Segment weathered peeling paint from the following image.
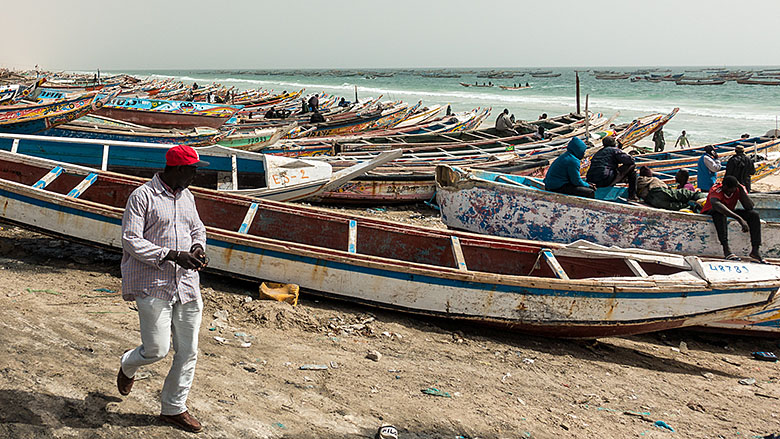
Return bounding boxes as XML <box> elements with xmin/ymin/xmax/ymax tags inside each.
<box><xmin>2</xmin><ymin>152</ymin><xmax>780</xmax><ymax>338</ymax></box>
<box><xmin>436</xmin><ymin>166</ymin><xmax>780</xmax><ymax>259</ymax></box>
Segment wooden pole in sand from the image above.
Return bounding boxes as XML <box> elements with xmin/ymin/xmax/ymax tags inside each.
<box><xmin>584</xmin><ymin>94</ymin><xmax>590</xmax><ymax>142</ymax></box>
<box><xmin>355</xmin><ymin>85</ymin><xmax>359</xmax><ymax>103</ymax></box>
<box><xmin>576</xmin><ymin>72</ymin><xmax>581</xmax><ymax>115</ymax></box>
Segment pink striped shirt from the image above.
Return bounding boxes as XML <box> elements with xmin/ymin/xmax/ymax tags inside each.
<box><xmin>121</xmin><ymin>173</ymin><xmax>206</xmax><ymax>304</ymax></box>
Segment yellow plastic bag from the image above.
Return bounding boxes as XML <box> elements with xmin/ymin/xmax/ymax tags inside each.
<box><xmin>258</xmin><ymin>282</ymin><xmax>299</xmax><ymax>306</ymax></box>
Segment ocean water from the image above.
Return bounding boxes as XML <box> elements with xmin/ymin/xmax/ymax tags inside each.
<box><xmin>111</xmin><ymin>67</ymin><xmax>780</xmax><ymax>145</ymax></box>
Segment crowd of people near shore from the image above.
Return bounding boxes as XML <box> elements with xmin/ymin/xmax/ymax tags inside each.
<box><xmin>536</xmin><ymin>127</ymin><xmax>762</xmax><ymax>262</ymax></box>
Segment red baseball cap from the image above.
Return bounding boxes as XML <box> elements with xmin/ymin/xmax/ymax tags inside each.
<box><xmin>166</xmin><ymin>145</ymin><xmax>209</xmax><ymax>167</ymax></box>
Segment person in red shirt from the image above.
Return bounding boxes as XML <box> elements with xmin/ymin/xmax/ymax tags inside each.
<box><xmin>701</xmin><ymin>175</ymin><xmax>762</xmax><ymax>261</ymax></box>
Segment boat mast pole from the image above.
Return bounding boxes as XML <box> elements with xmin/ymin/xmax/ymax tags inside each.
<box><xmin>584</xmin><ymin>94</ymin><xmax>590</xmax><ymax>144</ymax></box>
<box><xmin>355</xmin><ymin>85</ymin><xmax>359</xmax><ymax>103</ymax></box>
<box><xmin>576</xmin><ymin>72</ymin><xmax>581</xmax><ymax>115</ymax></box>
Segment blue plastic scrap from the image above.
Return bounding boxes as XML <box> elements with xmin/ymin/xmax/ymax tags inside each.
<box><xmin>654</xmin><ymin>420</ymin><xmax>675</xmax><ymax>432</ymax></box>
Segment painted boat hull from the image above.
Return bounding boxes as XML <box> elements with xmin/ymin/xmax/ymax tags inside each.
<box><xmin>1</xmin><ymin>151</ymin><xmax>778</xmax><ymax>338</ymax></box>
<box><xmin>40</xmin><ymin>124</ymin><xmax>222</xmax><ymax>147</ymax></box>
<box><xmin>313</xmin><ymin>175</ymin><xmax>436</xmax><ymax>204</ymax></box>
<box><xmin>95</xmin><ymin>107</ymin><xmax>233</xmax><ymax>129</ymax></box>
<box><xmin>0</xmin><ymin>95</ymin><xmax>103</xmax><ymax>135</ymax></box>
<box><xmin>751</xmin><ymin>192</ymin><xmax>780</xmax><ymax>222</ymax></box>
<box><xmin>435</xmin><ymin>165</ymin><xmax>780</xmax><ymax>259</ymax></box>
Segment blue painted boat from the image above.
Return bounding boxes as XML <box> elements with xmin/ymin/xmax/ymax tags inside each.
<box><xmin>0</xmin><ymin>148</ymin><xmax>778</xmax><ymax>338</ymax></box>
<box><xmin>39</xmin><ymin>115</ymin><xmax>225</xmax><ymax>147</ymax></box>
<box><xmin>0</xmin><ymin>132</ymin><xmax>400</xmax><ymax>202</ymax></box>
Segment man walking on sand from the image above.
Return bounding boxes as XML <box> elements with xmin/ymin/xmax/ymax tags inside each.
<box><xmin>117</xmin><ymin>145</ymin><xmax>209</xmax><ymax>433</ymax></box>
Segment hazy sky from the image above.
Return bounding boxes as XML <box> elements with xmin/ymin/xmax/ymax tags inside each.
<box><xmin>4</xmin><ymin>0</ymin><xmax>780</xmax><ymax>70</ymax></box>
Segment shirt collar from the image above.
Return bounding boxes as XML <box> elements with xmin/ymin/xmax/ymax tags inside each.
<box><xmin>151</xmin><ymin>173</ymin><xmax>182</xmax><ymax>196</ymax></box>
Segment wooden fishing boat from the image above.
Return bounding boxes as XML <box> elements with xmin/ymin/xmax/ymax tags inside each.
<box><xmin>616</xmin><ymin>108</ymin><xmax>678</xmax><ymax>148</ymax></box>
<box><xmin>624</xmin><ymin>136</ymin><xmax>780</xmax><ymax>184</ymax></box>
<box><xmin>595</xmin><ymin>74</ymin><xmax>630</xmax><ymax>80</ymax></box>
<box><xmin>216</xmin><ymin>126</ymin><xmax>291</xmax><ymax>150</ymax></box>
<box><xmin>0</xmin><ymin>92</ymin><xmax>116</xmax><ymax>135</ymax></box>
<box><xmin>530</xmin><ymin>73</ymin><xmax>561</xmax><ymax>78</ymax></box>
<box><xmin>498</xmin><ymin>85</ymin><xmax>532</xmax><ymax>90</ymax></box>
<box><xmin>393</xmin><ymin>105</ymin><xmax>443</xmax><ymax>129</ymax></box>
<box><xmin>304</xmin><ymin>105</ymin><xmax>410</xmax><ymax>137</ymax></box>
<box><xmin>309</xmin><ymin>114</ymin><xmax>618</xmax><ymax>204</ymax></box>
<box><xmin>39</xmin><ymin>115</ymin><xmax>226</xmax><ymax>147</ymax></box>
<box><xmin>274</xmin><ymin>109</ymin><xmax>491</xmax><ymax>154</ymax></box>
<box><xmin>0</xmin><ymin>150</ymin><xmax>777</xmax><ymax>338</ymax></box>
<box><xmin>94</xmin><ymin>96</ymin><xmax>243</xmax><ymax>129</ymax></box>
<box><xmin>312</xmin><ymin>123</ymin><xmax>616</xmax><ymax>204</ymax></box>
<box><xmin>0</xmin><ymin>78</ymin><xmax>44</xmax><ymax>105</ymax></box>
<box><xmin>675</xmin><ymin>79</ymin><xmax>726</xmax><ymax>86</ymax></box>
<box><xmin>737</xmin><ymin>78</ymin><xmax>780</xmax><ymax>86</ymax></box>
<box><xmin>0</xmin><ymin>132</ymin><xmax>400</xmax><ymax>202</ymax></box>
<box><xmin>745</xmin><ymin>192</ymin><xmax>780</xmax><ymax>222</ymax></box>
<box><xmin>435</xmin><ymin>165</ymin><xmax>780</xmax><ymax>259</ymax></box>
<box><xmin>289</xmin><ymin>112</ymin><xmax>600</xmax><ymax>152</ymax></box>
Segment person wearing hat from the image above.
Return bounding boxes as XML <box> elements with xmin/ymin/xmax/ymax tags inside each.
<box><xmin>725</xmin><ymin>144</ymin><xmax>755</xmax><ymax>192</ymax></box>
<box><xmin>117</xmin><ymin>145</ymin><xmax>209</xmax><ymax>433</ymax></box>
<box><xmin>696</xmin><ymin>145</ymin><xmax>721</xmax><ymax>193</ymax></box>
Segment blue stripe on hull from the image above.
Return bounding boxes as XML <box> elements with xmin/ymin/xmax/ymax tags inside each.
<box><xmin>0</xmin><ymin>188</ymin><xmax>774</xmax><ymax>303</ymax></box>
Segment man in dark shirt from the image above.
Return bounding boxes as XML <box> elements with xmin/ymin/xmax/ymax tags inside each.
<box><xmin>310</xmin><ymin>109</ymin><xmax>325</xmax><ymax>123</ymax></box>
<box><xmin>725</xmin><ymin>145</ymin><xmax>755</xmax><ymax>192</ymax></box>
<box><xmin>308</xmin><ymin>94</ymin><xmax>319</xmax><ymax>112</ymax></box>
<box><xmin>585</xmin><ymin>136</ymin><xmax>638</xmax><ymax>200</ymax></box>
<box><xmin>652</xmin><ymin>128</ymin><xmax>665</xmax><ymax>152</ymax></box>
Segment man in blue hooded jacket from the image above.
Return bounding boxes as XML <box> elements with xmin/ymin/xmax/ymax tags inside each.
<box><xmin>544</xmin><ymin>137</ymin><xmax>595</xmax><ymax>198</ymax></box>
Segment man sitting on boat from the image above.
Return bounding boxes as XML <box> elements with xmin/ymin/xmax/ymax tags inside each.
<box><xmin>494</xmin><ymin>109</ymin><xmax>518</xmax><ymax>136</ymax></box>
<box><xmin>586</xmin><ymin>136</ymin><xmax>638</xmax><ymax>201</ymax></box>
<box><xmin>543</xmin><ymin>137</ymin><xmax>595</xmax><ymax>198</ymax></box>
<box><xmin>725</xmin><ymin>145</ymin><xmax>755</xmax><ymax>192</ymax></box>
<box><xmin>309</xmin><ymin>109</ymin><xmax>325</xmax><ymax>123</ymax></box>
<box><xmin>701</xmin><ymin>175</ymin><xmax>763</xmax><ymax>262</ymax></box>
<box><xmin>637</xmin><ymin>166</ymin><xmax>705</xmax><ymax>211</ymax></box>
<box><xmin>697</xmin><ymin>145</ymin><xmax>721</xmax><ymax>193</ymax></box>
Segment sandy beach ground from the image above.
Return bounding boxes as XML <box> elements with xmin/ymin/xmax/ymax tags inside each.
<box><xmin>1</xmin><ymin>196</ymin><xmax>780</xmax><ymax>439</ymax></box>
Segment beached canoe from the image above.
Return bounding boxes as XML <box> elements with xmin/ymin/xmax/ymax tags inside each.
<box><xmin>0</xmin><ymin>132</ymin><xmax>400</xmax><ymax>202</ymax></box>
<box><xmin>94</xmin><ymin>96</ymin><xmax>243</xmax><ymax>129</ymax></box>
<box><xmin>1</xmin><ymin>150</ymin><xmax>778</xmax><ymax>338</ymax></box>
<box><xmin>616</xmin><ymin>108</ymin><xmax>678</xmax><ymax>148</ymax></box>
<box><xmin>0</xmin><ymin>79</ymin><xmax>45</xmax><ymax>105</ymax></box>
<box><xmin>435</xmin><ymin>165</ymin><xmax>780</xmax><ymax>259</ymax></box>
<box><xmin>625</xmin><ymin>136</ymin><xmax>780</xmax><ymax>181</ymax></box>
<box><xmin>0</xmin><ymin>92</ymin><xmax>116</xmax><ymax>135</ymax></box>
<box><xmin>39</xmin><ymin>115</ymin><xmax>226</xmax><ymax>147</ymax></box>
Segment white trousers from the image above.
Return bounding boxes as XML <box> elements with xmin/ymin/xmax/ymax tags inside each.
<box><xmin>120</xmin><ymin>295</ymin><xmax>203</xmax><ymax>416</ymax></box>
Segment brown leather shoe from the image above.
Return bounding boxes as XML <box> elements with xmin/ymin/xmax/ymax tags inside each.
<box><xmin>160</xmin><ymin>411</ymin><xmax>203</xmax><ymax>433</ymax></box>
<box><xmin>116</xmin><ymin>366</ymin><xmax>134</xmax><ymax>396</ymax></box>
